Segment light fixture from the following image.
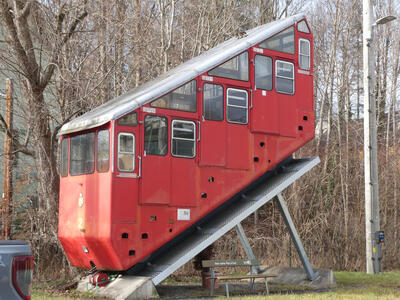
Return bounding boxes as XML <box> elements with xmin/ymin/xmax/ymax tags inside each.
<box><xmin>373</xmin><ymin>15</ymin><xmax>397</xmax><ymax>26</ymax></box>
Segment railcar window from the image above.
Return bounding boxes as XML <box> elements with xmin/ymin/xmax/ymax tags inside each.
<box><xmin>275</xmin><ymin>60</ymin><xmax>294</xmax><ymax>94</ymax></box>
<box><xmin>208</xmin><ymin>52</ymin><xmax>249</xmax><ymax>81</ymax></box>
<box><xmin>259</xmin><ymin>27</ymin><xmax>295</xmax><ymax>54</ymax></box>
<box><xmin>299</xmin><ymin>39</ymin><xmax>311</xmax><ymax>70</ymax></box>
<box><xmin>203</xmin><ymin>83</ymin><xmax>223</xmax><ymax>121</ymax></box>
<box><xmin>97</xmin><ymin>130</ymin><xmax>110</xmax><ymax>173</ymax></box>
<box><xmin>172</xmin><ymin>120</ymin><xmax>196</xmax><ymax>158</ymax></box>
<box><xmin>144</xmin><ymin>115</ymin><xmax>168</xmax><ymax>155</ymax></box>
<box><xmin>118</xmin><ymin>133</ymin><xmax>135</xmax><ymax>172</ymax></box>
<box><xmin>117</xmin><ymin>112</ymin><xmax>137</xmax><ymax>126</ymax></box>
<box><xmin>70</xmin><ymin>132</ymin><xmax>95</xmax><ymax>175</ymax></box>
<box><xmin>151</xmin><ymin>80</ymin><xmax>197</xmax><ymax>112</ymax></box>
<box><xmin>255</xmin><ymin>55</ymin><xmax>273</xmax><ymax>90</ymax></box>
<box><xmin>60</xmin><ymin>138</ymin><xmax>68</xmax><ymax>177</ymax></box>
<box><xmin>227</xmin><ymin>88</ymin><xmax>248</xmax><ymax>124</ymax></box>
<box><xmin>297</xmin><ymin>20</ymin><xmax>310</xmax><ymax>33</ymax></box>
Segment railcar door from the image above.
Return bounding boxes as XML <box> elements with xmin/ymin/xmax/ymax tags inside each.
<box><xmin>113</xmin><ymin>111</ymin><xmax>140</xmax><ymax>223</ymax></box>
<box><xmin>250</xmin><ymin>50</ymin><xmax>279</xmax><ymax>134</ymax></box>
<box><xmin>224</xmin><ymin>86</ymin><xmax>251</xmax><ymax>170</ymax></box>
<box><xmin>139</xmin><ymin>111</ymin><xmax>171</xmax><ymax>205</ymax></box>
<box><xmin>199</xmin><ymin>81</ymin><xmax>226</xmax><ymax>167</ymax></box>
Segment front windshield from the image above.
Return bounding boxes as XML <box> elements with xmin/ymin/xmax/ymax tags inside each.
<box><xmin>70</xmin><ymin>132</ymin><xmax>95</xmax><ymax>175</ymax></box>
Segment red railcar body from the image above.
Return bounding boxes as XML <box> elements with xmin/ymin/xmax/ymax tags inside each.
<box><xmin>58</xmin><ymin>15</ymin><xmax>314</xmax><ymax>271</ymax></box>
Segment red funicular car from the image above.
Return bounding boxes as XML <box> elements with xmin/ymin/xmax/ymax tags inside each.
<box><xmin>58</xmin><ymin>14</ymin><xmax>314</xmax><ymax>272</ymax></box>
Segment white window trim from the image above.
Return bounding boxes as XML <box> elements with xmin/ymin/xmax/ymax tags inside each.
<box><xmin>171</xmin><ymin>120</ymin><xmax>196</xmax><ymax>158</ymax></box>
<box><xmin>299</xmin><ymin>38</ymin><xmax>311</xmax><ymax>70</ymax></box>
<box><xmin>226</xmin><ymin>88</ymin><xmax>248</xmax><ymax>124</ymax></box>
<box><xmin>117</xmin><ymin>132</ymin><xmax>135</xmax><ymax>172</ymax></box>
<box><xmin>275</xmin><ymin>60</ymin><xmax>295</xmax><ymax>95</ymax></box>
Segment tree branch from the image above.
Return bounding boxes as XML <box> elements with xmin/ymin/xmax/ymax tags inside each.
<box><xmin>0</xmin><ymin>0</ymin><xmax>33</xmax><ymax>79</ymax></box>
<box><xmin>12</xmin><ymin>0</ymin><xmax>40</xmax><ymax>85</ymax></box>
<box><xmin>0</xmin><ymin>113</ymin><xmax>33</xmax><ymax>156</ymax></box>
<box><xmin>40</xmin><ymin>10</ymin><xmax>88</xmax><ymax>88</ymax></box>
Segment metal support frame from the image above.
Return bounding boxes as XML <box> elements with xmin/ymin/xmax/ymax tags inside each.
<box><xmin>276</xmin><ymin>193</ymin><xmax>317</xmax><ymax>280</ymax></box>
<box><xmin>132</xmin><ymin>157</ymin><xmax>320</xmax><ymax>285</ymax></box>
<box><xmin>235</xmin><ymin>223</ymin><xmax>261</xmax><ymax>274</ymax></box>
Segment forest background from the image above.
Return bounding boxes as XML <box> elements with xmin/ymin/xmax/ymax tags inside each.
<box><xmin>0</xmin><ymin>0</ymin><xmax>399</xmax><ymax>280</ymax></box>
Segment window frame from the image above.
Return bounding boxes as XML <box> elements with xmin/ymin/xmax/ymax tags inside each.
<box><xmin>150</xmin><ymin>80</ymin><xmax>197</xmax><ymax>113</ymax></box>
<box><xmin>117</xmin><ymin>111</ymin><xmax>138</xmax><ymax>127</ymax></box>
<box><xmin>60</xmin><ymin>137</ymin><xmax>69</xmax><ymax>177</ymax></box>
<box><xmin>297</xmin><ymin>20</ymin><xmax>310</xmax><ymax>34</ymax></box>
<box><xmin>208</xmin><ymin>52</ymin><xmax>249</xmax><ymax>82</ymax></box>
<box><xmin>259</xmin><ymin>26</ymin><xmax>295</xmax><ymax>55</ymax></box>
<box><xmin>171</xmin><ymin>120</ymin><xmax>196</xmax><ymax>159</ymax></box>
<box><xmin>226</xmin><ymin>88</ymin><xmax>249</xmax><ymax>125</ymax></box>
<box><xmin>254</xmin><ymin>55</ymin><xmax>273</xmax><ymax>91</ymax></box>
<box><xmin>275</xmin><ymin>60</ymin><xmax>295</xmax><ymax>95</ymax></box>
<box><xmin>144</xmin><ymin>115</ymin><xmax>169</xmax><ymax>156</ymax></box>
<box><xmin>203</xmin><ymin>83</ymin><xmax>224</xmax><ymax>121</ymax></box>
<box><xmin>117</xmin><ymin>132</ymin><xmax>135</xmax><ymax>172</ymax></box>
<box><xmin>97</xmin><ymin>129</ymin><xmax>110</xmax><ymax>173</ymax></box>
<box><xmin>69</xmin><ymin>132</ymin><xmax>96</xmax><ymax>176</ymax></box>
<box><xmin>298</xmin><ymin>38</ymin><xmax>311</xmax><ymax>71</ymax></box>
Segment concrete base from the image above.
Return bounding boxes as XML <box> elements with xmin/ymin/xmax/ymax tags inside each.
<box><xmin>259</xmin><ymin>266</ymin><xmax>337</xmax><ymax>290</ymax></box>
<box><xmin>77</xmin><ymin>275</ymin><xmax>159</xmax><ymax>300</ymax></box>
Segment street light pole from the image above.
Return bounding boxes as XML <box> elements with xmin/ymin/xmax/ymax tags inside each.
<box><xmin>363</xmin><ymin>0</ymin><xmax>396</xmax><ymax>274</ymax></box>
<box><xmin>363</xmin><ymin>0</ymin><xmax>379</xmax><ymax>275</ymax></box>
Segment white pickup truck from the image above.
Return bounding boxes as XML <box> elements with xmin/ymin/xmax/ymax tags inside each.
<box><xmin>0</xmin><ymin>241</ymin><xmax>33</xmax><ymax>300</ymax></box>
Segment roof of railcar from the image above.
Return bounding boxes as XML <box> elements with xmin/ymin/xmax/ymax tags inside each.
<box><xmin>59</xmin><ymin>14</ymin><xmax>307</xmax><ymax>135</ymax></box>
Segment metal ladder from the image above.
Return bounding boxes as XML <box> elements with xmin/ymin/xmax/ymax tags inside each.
<box><xmin>131</xmin><ymin>157</ymin><xmax>320</xmax><ymax>285</ymax></box>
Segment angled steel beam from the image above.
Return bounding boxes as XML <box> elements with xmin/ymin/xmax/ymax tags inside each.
<box><xmin>275</xmin><ymin>193</ymin><xmax>317</xmax><ymax>280</ymax></box>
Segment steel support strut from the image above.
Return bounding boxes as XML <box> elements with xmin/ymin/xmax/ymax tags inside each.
<box><xmin>235</xmin><ymin>223</ymin><xmax>261</xmax><ymax>274</ymax></box>
<box><xmin>275</xmin><ymin>193</ymin><xmax>317</xmax><ymax>280</ymax></box>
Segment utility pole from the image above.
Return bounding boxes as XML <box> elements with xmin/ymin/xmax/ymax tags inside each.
<box><xmin>363</xmin><ymin>0</ymin><xmax>396</xmax><ymax>274</ymax></box>
<box><xmin>1</xmin><ymin>78</ymin><xmax>13</xmax><ymax>240</ymax></box>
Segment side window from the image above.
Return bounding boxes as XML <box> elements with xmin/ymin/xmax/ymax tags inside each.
<box><xmin>208</xmin><ymin>52</ymin><xmax>249</xmax><ymax>81</ymax></box>
<box><xmin>60</xmin><ymin>138</ymin><xmax>68</xmax><ymax>177</ymax></box>
<box><xmin>118</xmin><ymin>133</ymin><xmax>135</xmax><ymax>172</ymax></box>
<box><xmin>255</xmin><ymin>55</ymin><xmax>273</xmax><ymax>90</ymax></box>
<box><xmin>297</xmin><ymin>20</ymin><xmax>310</xmax><ymax>34</ymax></box>
<box><xmin>203</xmin><ymin>83</ymin><xmax>223</xmax><ymax>121</ymax></box>
<box><xmin>144</xmin><ymin>115</ymin><xmax>168</xmax><ymax>155</ymax></box>
<box><xmin>151</xmin><ymin>80</ymin><xmax>197</xmax><ymax>112</ymax></box>
<box><xmin>117</xmin><ymin>112</ymin><xmax>137</xmax><ymax>126</ymax></box>
<box><xmin>259</xmin><ymin>26</ymin><xmax>295</xmax><ymax>54</ymax></box>
<box><xmin>172</xmin><ymin>120</ymin><xmax>196</xmax><ymax>158</ymax></box>
<box><xmin>299</xmin><ymin>39</ymin><xmax>311</xmax><ymax>70</ymax></box>
<box><xmin>275</xmin><ymin>60</ymin><xmax>295</xmax><ymax>95</ymax></box>
<box><xmin>227</xmin><ymin>88</ymin><xmax>248</xmax><ymax>124</ymax></box>
<box><xmin>70</xmin><ymin>132</ymin><xmax>95</xmax><ymax>175</ymax></box>
<box><xmin>97</xmin><ymin>130</ymin><xmax>110</xmax><ymax>173</ymax></box>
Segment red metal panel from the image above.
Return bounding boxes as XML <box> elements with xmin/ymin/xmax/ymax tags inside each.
<box><xmin>251</xmin><ymin>89</ymin><xmax>279</xmax><ymax>134</ymax></box>
<box><xmin>170</xmin><ymin>157</ymin><xmax>198</xmax><ymax>207</ymax></box>
<box><xmin>226</xmin><ymin>124</ymin><xmax>250</xmax><ymax>170</ymax></box>
<box><xmin>199</xmin><ymin>120</ymin><xmax>227</xmax><ymax>167</ymax></box>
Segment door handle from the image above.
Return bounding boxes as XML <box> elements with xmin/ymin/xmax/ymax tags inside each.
<box><xmin>138</xmin><ymin>155</ymin><xmax>142</xmax><ymax>178</ymax></box>
<box><xmin>197</xmin><ymin>121</ymin><xmax>201</xmax><ymax>142</ymax></box>
<box><xmin>249</xmin><ymin>89</ymin><xmax>253</xmax><ymax>109</ymax></box>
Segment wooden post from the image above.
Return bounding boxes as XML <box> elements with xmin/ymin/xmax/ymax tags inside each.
<box><xmin>1</xmin><ymin>78</ymin><xmax>13</xmax><ymax>240</ymax></box>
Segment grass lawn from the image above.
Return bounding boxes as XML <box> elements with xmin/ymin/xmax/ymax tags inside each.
<box><xmin>32</xmin><ymin>271</ymin><xmax>400</xmax><ymax>299</ymax></box>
